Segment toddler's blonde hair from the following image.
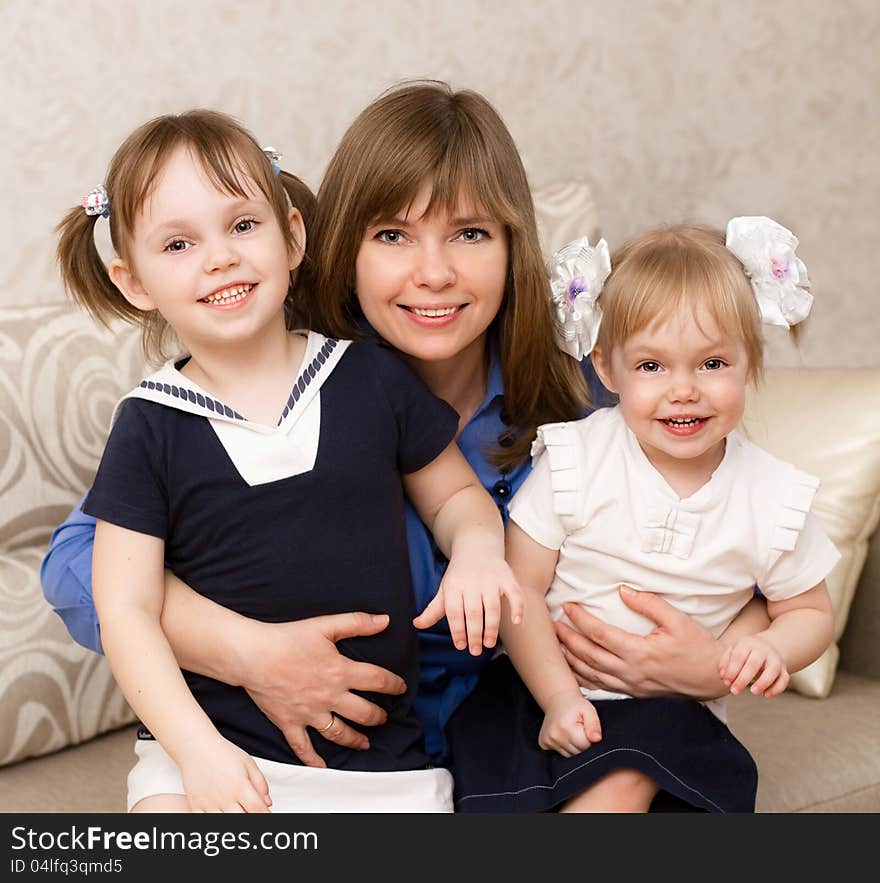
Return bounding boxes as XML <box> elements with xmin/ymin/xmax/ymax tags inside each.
<box><xmin>597</xmin><ymin>225</ymin><xmax>764</xmax><ymax>381</ymax></box>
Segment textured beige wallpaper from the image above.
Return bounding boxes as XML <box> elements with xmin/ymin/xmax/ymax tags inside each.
<box><xmin>1</xmin><ymin>0</ymin><xmax>877</xmax><ymax>367</ymax></box>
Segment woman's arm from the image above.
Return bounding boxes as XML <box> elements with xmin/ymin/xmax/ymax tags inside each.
<box><xmin>41</xmin><ymin>498</ymin><xmax>103</xmax><ymax>653</ymax></box>
<box><xmin>555</xmin><ymin>589</ymin><xmax>771</xmax><ymax>701</ymax></box>
<box><xmin>160</xmin><ymin>572</ymin><xmax>405</xmax><ymax>766</ymax></box>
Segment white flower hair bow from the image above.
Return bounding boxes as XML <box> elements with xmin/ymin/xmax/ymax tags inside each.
<box><xmin>725</xmin><ymin>216</ymin><xmax>812</xmax><ymax>328</ymax></box>
<box><xmin>547</xmin><ymin>236</ymin><xmax>611</xmax><ymax>361</ymax></box>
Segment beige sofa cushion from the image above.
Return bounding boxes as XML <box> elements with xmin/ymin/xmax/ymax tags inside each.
<box><xmin>0</xmin><ymin>304</ymin><xmax>141</xmax><ymax>766</ymax></box>
<box><xmin>742</xmin><ymin>369</ymin><xmax>880</xmax><ymax>697</ymax></box>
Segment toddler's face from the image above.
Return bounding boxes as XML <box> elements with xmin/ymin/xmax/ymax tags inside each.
<box><xmin>594</xmin><ymin>302</ymin><xmax>749</xmax><ymax>476</ymax></box>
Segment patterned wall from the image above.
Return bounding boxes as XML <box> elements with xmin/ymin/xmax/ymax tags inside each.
<box><xmin>2</xmin><ymin>0</ymin><xmax>877</xmax><ymax>367</ymax></box>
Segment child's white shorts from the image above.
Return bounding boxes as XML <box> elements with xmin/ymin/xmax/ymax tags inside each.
<box><xmin>127</xmin><ymin>739</ymin><xmax>454</xmax><ymax>813</ymax></box>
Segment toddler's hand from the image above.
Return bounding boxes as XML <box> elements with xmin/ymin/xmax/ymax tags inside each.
<box><xmin>179</xmin><ymin>737</ymin><xmax>272</xmax><ymax>813</ymax></box>
<box><xmin>720</xmin><ymin>634</ymin><xmax>790</xmax><ymax>698</ymax></box>
<box><xmin>539</xmin><ymin>690</ymin><xmax>602</xmax><ymax>757</ymax></box>
<box><xmin>412</xmin><ymin>554</ymin><xmax>523</xmax><ymax>656</ymax></box>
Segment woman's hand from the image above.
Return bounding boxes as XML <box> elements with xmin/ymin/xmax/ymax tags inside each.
<box><xmin>235</xmin><ymin>612</ymin><xmax>407</xmax><ymax>768</ymax></box>
<box><xmin>554</xmin><ymin>587</ymin><xmax>729</xmax><ymax>700</ymax></box>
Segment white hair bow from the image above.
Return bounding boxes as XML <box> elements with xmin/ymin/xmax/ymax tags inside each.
<box><xmin>547</xmin><ymin>236</ymin><xmax>611</xmax><ymax>361</ymax></box>
<box><xmin>725</xmin><ymin>216</ymin><xmax>812</xmax><ymax>328</ymax></box>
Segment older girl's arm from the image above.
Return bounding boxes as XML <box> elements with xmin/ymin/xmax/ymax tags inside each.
<box><xmin>94</xmin><ymin>520</ymin><xmax>270</xmax><ymax>813</ymax></box>
<box><xmin>405</xmin><ymin>442</ymin><xmax>522</xmax><ymax>655</ymax></box>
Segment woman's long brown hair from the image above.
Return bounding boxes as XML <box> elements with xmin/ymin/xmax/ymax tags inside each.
<box><xmin>299</xmin><ymin>81</ymin><xmax>587</xmax><ymax>469</ymax></box>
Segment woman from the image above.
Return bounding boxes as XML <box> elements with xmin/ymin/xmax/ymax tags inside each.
<box><xmin>42</xmin><ymin>80</ymin><xmax>768</xmax><ymax>781</ymax></box>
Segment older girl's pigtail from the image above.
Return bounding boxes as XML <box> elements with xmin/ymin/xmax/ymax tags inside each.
<box><xmin>55</xmin><ymin>203</ymin><xmax>139</xmax><ymax>328</ymax></box>
<box><xmin>278</xmin><ymin>171</ymin><xmax>317</xmax><ymax>328</ymax></box>
<box><xmin>279</xmin><ymin>171</ymin><xmax>317</xmax><ymax>246</ymax></box>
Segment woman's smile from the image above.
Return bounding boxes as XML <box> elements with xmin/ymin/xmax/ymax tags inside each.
<box><xmin>399</xmin><ymin>302</ymin><xmax>468</xmax><ymax>326</ymax></box>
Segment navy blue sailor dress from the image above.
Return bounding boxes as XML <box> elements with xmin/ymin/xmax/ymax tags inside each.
<box><xmin>84</xmin><ymin>331</ymin><xmax>460</xmax><ymax>773</ymax></box>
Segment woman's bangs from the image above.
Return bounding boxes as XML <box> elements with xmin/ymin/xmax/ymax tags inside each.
<box><xmin>427</xmin><ymin>145</ymin><xmax>519</xmax><ymax>227</ymax></box>
<box><xmin>360</xmin><ymin>131</ymin><xmax>519</xmax><ymax>231</ymax></box>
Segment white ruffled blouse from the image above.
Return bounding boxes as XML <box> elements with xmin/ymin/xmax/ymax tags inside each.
<box><xmin>509</xmin><ymin>406</ymin><xmax>840</xmax><ymax>706</ymax></box>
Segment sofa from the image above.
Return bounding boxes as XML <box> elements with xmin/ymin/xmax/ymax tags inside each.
<box><xmin>2</xmin><ymin>182</ymin><xmax>879</xmax><ymax>813</ymax></box>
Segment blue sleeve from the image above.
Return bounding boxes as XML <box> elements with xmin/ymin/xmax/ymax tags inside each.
<box><xmin>40</xmin><ymin>496</ymin><xmax>103</xmax><ymax>654</ymax></box>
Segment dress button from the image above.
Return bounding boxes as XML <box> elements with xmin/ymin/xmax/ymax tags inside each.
<box><xmin>492</xmin><ymin>479</ymin><xmax>512</xmax><ymax>499</ymax></box>
<box><xmin>499</xmin><ymin>408</ymin><xmax>512</xmax><ymax>426</ymax></box>
<box><xmin>497</xmin><ymin>431</ymin><xmax>515</xmax><ymax>448</ymax></box>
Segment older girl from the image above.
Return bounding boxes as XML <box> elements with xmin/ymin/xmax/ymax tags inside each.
<box><xmin>55</xmin><ymin>108</ymin><xmax>518</xmax><ymax>812</ymax></box>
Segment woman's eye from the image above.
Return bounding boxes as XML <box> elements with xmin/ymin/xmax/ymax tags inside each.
<box><xmin>703</xmin><ymin>358</ymin><xmax>727</xmax><ymax>370</ymax></box>
<box><xmin>458</xmin><ymin>227</ymin><xmax>489</xmax><ymax>242</ymax></box>
<box><xmin>164</xmin><ymin>239</ymin><xmax>190</xmax><ymax>253</ymax></box>
<box><xmin>376</xmin><ymin>230</ymin><xmax>403</xmax><ymax>244</ymax></box>
<box><xmin>637</xmin><ymin>361</ymin><xmax>661</xmax><ymax>373</ymax></box>
<box><xmin>234</xmin><ymin>218</ymin><xmax>256</xmax><ymax>234</ymax></box>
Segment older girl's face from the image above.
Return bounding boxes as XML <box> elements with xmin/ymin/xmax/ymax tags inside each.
<box><xmin>354</xmin><ymin>179</ymin><xmax>508</xmax><ymax>365</ymax></box>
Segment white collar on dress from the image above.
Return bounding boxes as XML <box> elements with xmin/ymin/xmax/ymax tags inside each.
<box><xmin>114</xmin><ymin>330</ymin><xmax>349</xmax><ymax>435</ymax></box>
<box><xmin>113</xmin><ymin>331</ymin><xmax>351</xmax><ymax>486</ymax></box>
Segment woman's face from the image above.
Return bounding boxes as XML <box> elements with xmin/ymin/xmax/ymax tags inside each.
<box><xmin>354</xmin><ymin>179</ymin><xmax>508</xmax><ymax>365</ymax></box>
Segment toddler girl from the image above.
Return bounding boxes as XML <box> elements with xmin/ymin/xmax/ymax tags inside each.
<box><xmin>55</xmin><ymin>109</ymin><xmax>521</xmax><ymax>812</ymax></box>
<box><xmin>448</xmin><ymin>219</ymin><xmax>838</xmax><ymax>812</ymax></box>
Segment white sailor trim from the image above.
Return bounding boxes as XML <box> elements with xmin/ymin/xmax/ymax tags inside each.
<box><xmin>113</xmin><ymin>331</ymin><xmax>350</xmax><ymax>435</ymax></box>
<box><xmin>112</xmin><ymin>331</ymin><xmax>353</xmax><ymax>486</ymax></box>
<box><xmin>279</xmin><ymin>336</ymin><xmax>339</xmax><ymax>423</ymax></box>
<box><xmin>276</xmin><ymin>333</ymin><xmax>350</xmax><ymax>433</ymax></box>
<box><xmin>137</xmin><ymin>378</ymin><xmax>246</xmax><ymax>421</ymax></box>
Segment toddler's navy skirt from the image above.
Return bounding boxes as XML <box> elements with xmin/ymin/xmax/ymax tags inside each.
<box><xmin>446</xmin><ymin>656</ymin><xmax>757</xmax><ymax>813</ymax></box>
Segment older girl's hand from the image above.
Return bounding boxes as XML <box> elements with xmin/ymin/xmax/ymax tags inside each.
<box><xmin>554</xmin><ymin>587</ymin><xmax>728</xmax><ymax>700</ymax></box>
<box><xmin>413</xmin><ymin>553</ymin><xmax>523</xmax><ymax>656</ymax></box>
<box><xmin>237</xmin><ymin>612</ymin><xmax>407</xmax><ymax>767</ymax></box>
<box><xmin>179</xmin><ymin>736</ymin><xmax>271</xmax><ymax>814</ymax></box>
